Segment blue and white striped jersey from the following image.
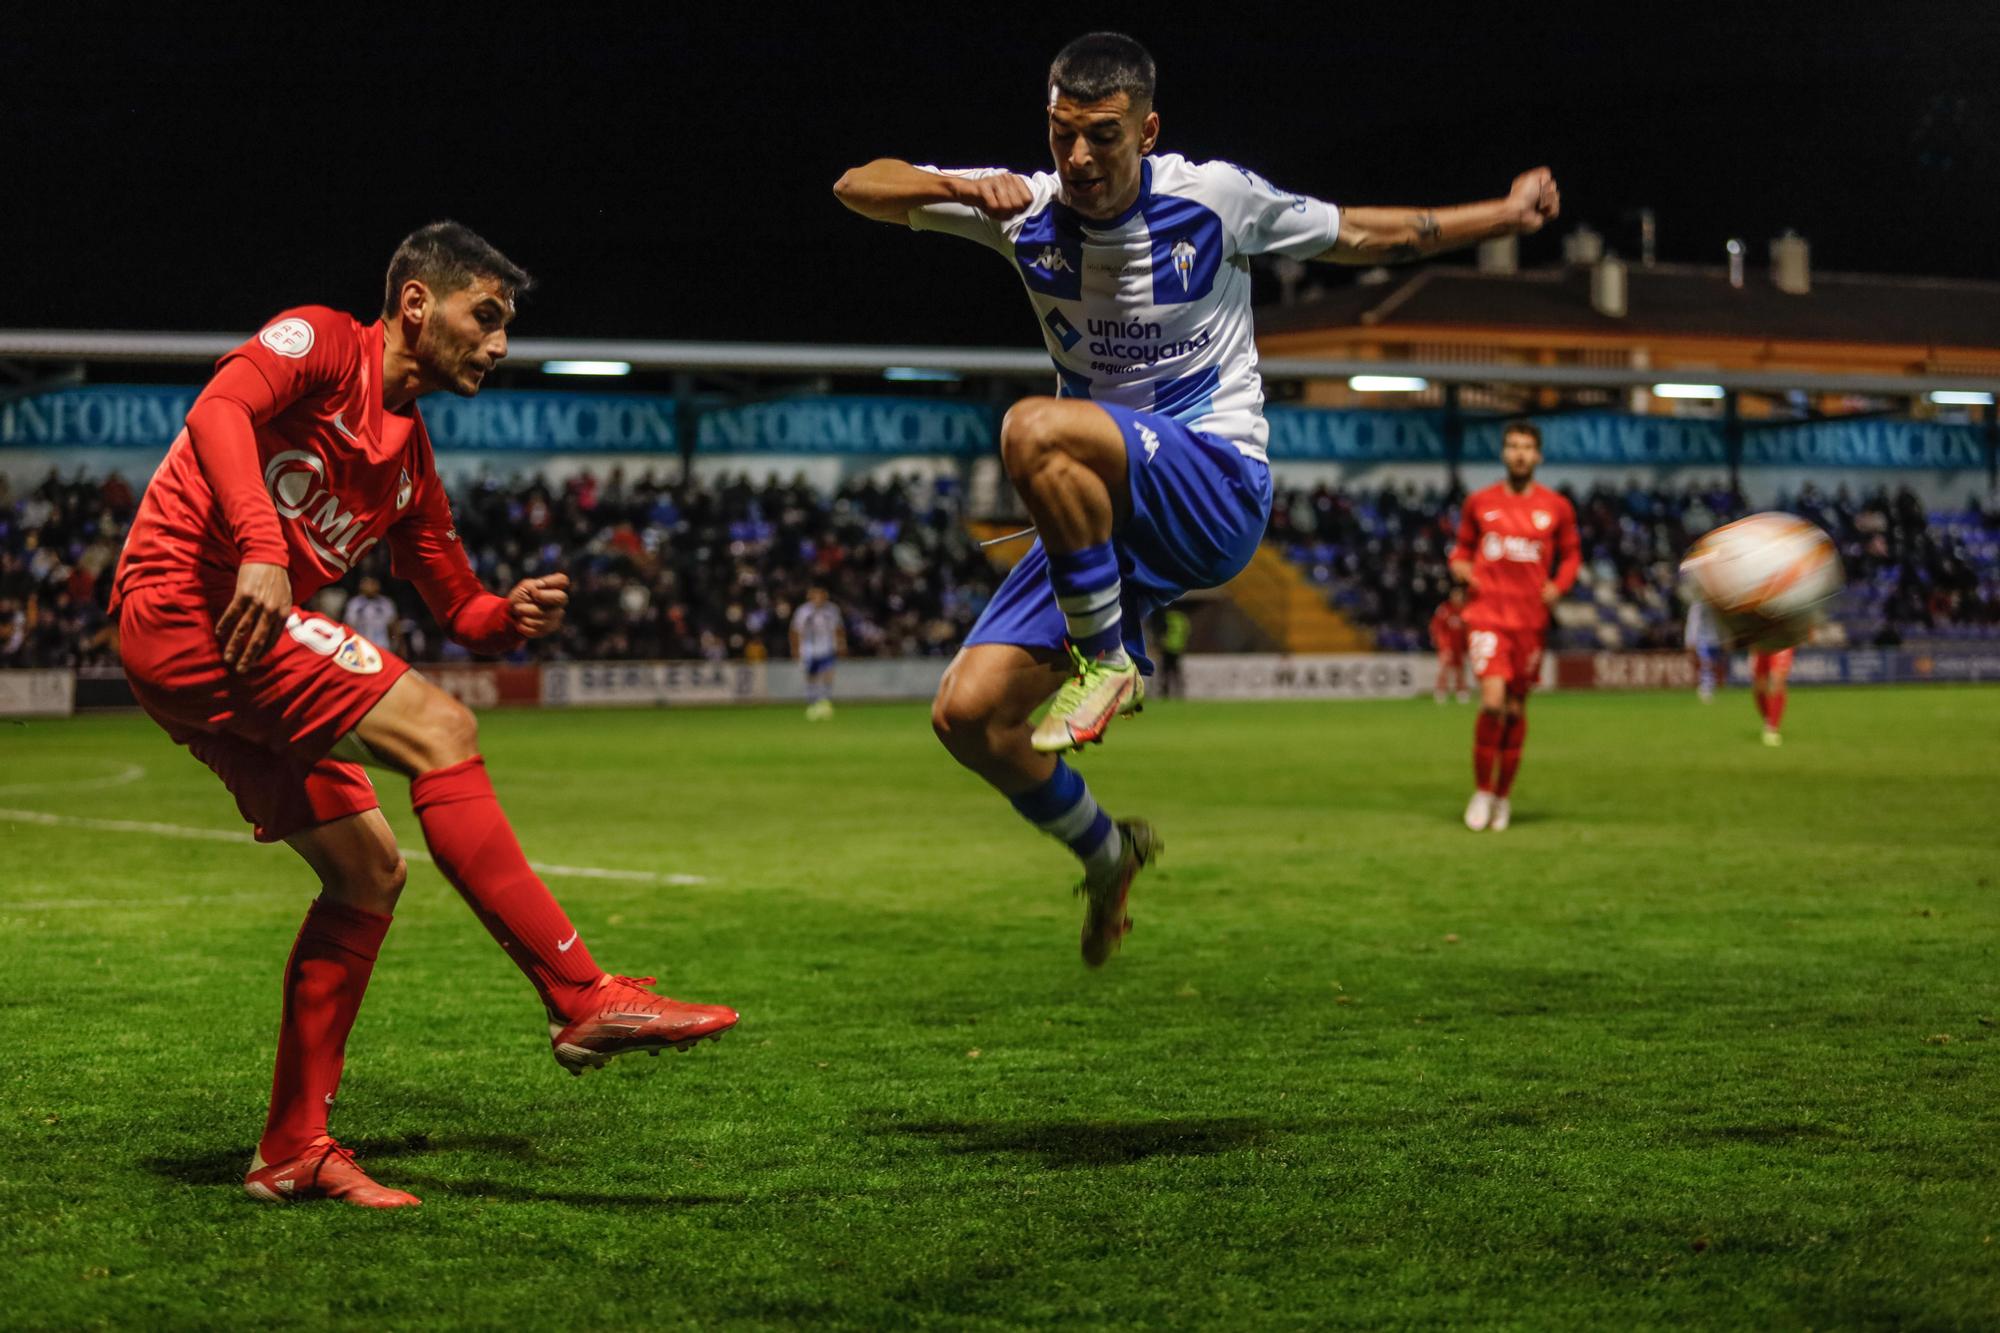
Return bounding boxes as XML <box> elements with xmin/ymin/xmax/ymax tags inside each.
<box><xmin>910</xmin><ymin>154</ymin><xmax>1341</xmax><ymax>462</ymax></box>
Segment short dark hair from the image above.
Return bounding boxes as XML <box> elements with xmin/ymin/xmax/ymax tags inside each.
<box><xmin>1503</xmin><ymin>419</ymin><xmax>1543</xmax><ymax>449</ymax></box>
<box><xmin>382</xmin><ymin>221</ymin><xmax>533</xmax><ymax>318</ymax></box>
<box><xmin>1049</xmin><ymin>32</ymin><xmax>1156</xmax><ymax>107</ymax></box>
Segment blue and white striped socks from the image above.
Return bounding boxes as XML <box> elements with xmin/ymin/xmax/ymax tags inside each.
<box><xmin>1009</xmin><ymin>760</ymin><xmax>1123</xmax><ymax>881</ymax></box>
<box><xmin>1048</xmin><ymin>541</ymin><xmax>1128</xmax><ymax>664</ymax></box>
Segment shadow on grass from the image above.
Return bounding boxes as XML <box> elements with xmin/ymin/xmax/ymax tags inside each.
<box><xmin>873</xmin><ymin>1114</ymin><xmax>1267</xmax><ymax>1168</ymax></box>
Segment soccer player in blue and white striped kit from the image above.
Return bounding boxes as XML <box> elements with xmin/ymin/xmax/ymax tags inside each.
<box><xmin>836</xmin><ymin>32</ymin><xmax>1559</xmax><ymax>966</ymax></box>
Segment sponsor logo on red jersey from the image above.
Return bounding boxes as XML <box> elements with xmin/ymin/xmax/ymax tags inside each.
<box><xmin>264</xmin><ymin>449</ymin><xmax>380</xmax><ymax>573</ymax></box>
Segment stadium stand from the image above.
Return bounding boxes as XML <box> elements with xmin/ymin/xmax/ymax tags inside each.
<box><xmin>1270</xmin><ymin>480</ymin><xmax>2000</xmax><ymax>651</ymax></box>
<box><xmin>0</xmin><ymin>466</ymin><xmax>1000</xmax><ymax>667</ymax></box>
<box><xmin>4</xmin><ymin>464</ymin><xmax>1996</xmax><ymax>668</ymax></box>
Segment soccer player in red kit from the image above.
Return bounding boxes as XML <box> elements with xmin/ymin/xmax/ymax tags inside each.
<box><xmin>1751</xmin><ymin>646</ymin><xmax>1794</xmax><ymax>745</ymax></box>
<box><xmin>1448</xmin><ymin>420</ymin><xmax>1579</xmax><ymax>831</ymax></box>
<box><xmin>1429</xmin><ymin>584</ymin><xmax>1470</xmax><ymax>704</ymax></box>
<box><xmin>109</xmin><ymin>223</ymin><xmax>738</xmax><ymax>1209</ymax></box>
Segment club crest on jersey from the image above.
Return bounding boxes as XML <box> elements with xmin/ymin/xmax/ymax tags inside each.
<box><xmin>1532</xmin><ymin>509</ymin><xmax>1552</xmax><ymax>530</ymax></box>
<box><xmin>264</xmin><ymin>449</ymin><xmax>379</xmax><ymax>573</ymax></box>
<box><xmin>396</xmin><ymin>468</ymin><xmax>413</xmax><ymax>510</ymax></box>
<box><xmin>1170</xmin><ymin>238</ymin><xmax>1197</xmax><ymax>292</ymax></box>
<box><xmin>334</xmin><ymin>633</ymin><xmax>383</xmax><ymax>675</ymax></box>
<box><xmin>258</xmin><ymin>318</ymin><xmax>314</xmax><ymax>359</ymax></box>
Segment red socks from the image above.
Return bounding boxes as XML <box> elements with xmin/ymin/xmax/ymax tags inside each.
<box><xmin>411</xmin><ymin>756</ymin><xmax>601</xmax><ymax>1020</ymax></box>
<box><xmin>1760</xmin><ymin>689</ymin><xmax>1787</xmax><ymax>729</ymax></box>
<box><xmin>1495</xmin><ymin>713</ymin><xmax>1528</xmax><ymax>797</ymax></box>
<box><xmin>1473</xmin><ymin>711</ymin><xmax>1504</xmax><ymax>791</ymax></box>
<box><xmin>259</xmin><ymin>897</ymin><xmax>391</xmax><ymax>1164</ymax></box>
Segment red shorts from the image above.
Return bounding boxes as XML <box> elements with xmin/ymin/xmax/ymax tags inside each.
<box><xmin>1467</xmin><ymin>626</ymin><xmax>1544</xmax><ymax>693</ymax></box>
<box><xmin>118</xmin><ymin>583</ymin><xmax>410</xmax><ymax>842</ymax></box>
<box><xmin>1752</xmin><ymin>647</ymin><xmax>1796</xmax><ymax>680</ymax></box>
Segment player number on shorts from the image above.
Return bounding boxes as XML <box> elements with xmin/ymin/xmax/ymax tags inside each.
<box><xmin>284</xmin><ymin>612</ymin><xmax>346</xmax><ymax>657</ymax></box>
<box><xmin>1468</xmin><ymin>630</ymin><xmax>1498</xmax><ymax>675</ymax></box>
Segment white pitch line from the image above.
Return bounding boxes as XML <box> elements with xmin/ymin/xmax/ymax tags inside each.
<box><xmin>0</xmin><ymin>762</ymin><xmax>148</xmax><ymax>797</ymax></box>
<box><xmin>0</xmin><ymin>806</ymin><xmax>706</xmax><ymax>888</ymax></box>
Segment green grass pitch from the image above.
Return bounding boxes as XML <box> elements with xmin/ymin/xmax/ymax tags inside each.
<box><xmin>3</xmin><ymin>687</ymin><xmax>1996</xmax><ymax>1329</ymax></box>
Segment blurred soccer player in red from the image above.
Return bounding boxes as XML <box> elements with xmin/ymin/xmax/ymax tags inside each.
<box><xmin>1752</xmin><ymin>646</ymin><xmax>1794</xmax><ymax>745</ymax></box>
<box><xmin>1429</xmin><ymin>584</ymin><xmax>1470</xmax><ymax>704</ymax></box>
<box><xmin>1449</xmin><ymin>421</ymin><xmax>1579</xmax><ymax>830</ymax></box>
<box><xmin>109</xmin><ymin>223</ymin><xmax>737</xmax><ymax>1209</ymax></box>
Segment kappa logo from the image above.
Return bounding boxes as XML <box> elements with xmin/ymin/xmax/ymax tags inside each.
<box><xmin>259</xmin><ymin>318</ymin><xmax>314</xmax><ymax>359</ymax></box>
<box><xmin>396</xmin><ymin>468</ymin><xmax>413</xmax><ymax>510</ymax></box>
<box><xmin>264</xmin><ymin>450</ymin><xmax>379</xmax><ymax>572</ymax></box>
<box><xmin>1138</xmin><ymin>423</ymin><xmax>1161</xmax><ymax>461</ymax></box>
<box><xmin>1170</xmin><ymin>238</ymin><xmax>1198</xmax><ymax>292</ymax></box>
<box><xmin>1030</xmin><ymin>245</ymin><xmax>1073</xmax><ymax>274</ymax></box>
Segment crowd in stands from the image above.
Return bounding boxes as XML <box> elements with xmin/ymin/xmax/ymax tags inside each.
<box><xmin>0</xmin><ymin>466</ymin><xmax>1000</xmax><ymax>668</ymax></box>
<box><xmin>1271</xmin><ymin>479</ymin><xmax>2000</xmax><ymax>650</ymax></box>
<box><xmin>5</xmin><ymin>462</ymin><xmax>1999</xmax><ymax>670</ymax></box>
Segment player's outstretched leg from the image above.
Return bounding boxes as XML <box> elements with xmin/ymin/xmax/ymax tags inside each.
<box><xmin>934</xmin><ymin>644</ymin><xmax>1159</xmax><ymax>966</ymax></box>
<box><xmin>246</xmin><ymin>808</ymin><xmax>418</xmax><ymax>1208</ymax></box>
<box><xmin>1466</xmin><ymin>707</ymin><xmax>1504</xmax><ymax>832</ymax></box>
<box><xmin>354</xmin><ymin>674</ymin><xmax>738</xmax><ymax>1073</ymax></box>
<box><xmin>998</xmin><ymin>399</ymin><xmax>1145</xmax><ymax>753</ymax></box>
<box><xmin>1489</xmin><ymin>698</ymin><xmax>1528</xmax><ymax>831</ymax></box>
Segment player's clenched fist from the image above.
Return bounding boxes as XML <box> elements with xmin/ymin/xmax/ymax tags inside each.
<box><xmin>217</xmin><ymin>561</ymin><xmax>293</xmax><ymax>673</ymax></box>
<box><xmin>507</xmin><ymin>572</ymin><xmax>569</xmax><ymax>638</ymax></box>
<box><xmin>952</xmin><ymin>172</ymin><xmax>1034</xmax><ymax>219</ymax></box>
<box><xmin>1507</xmin><ymin>167</ymin><xmax>1559</xmax><ymax>234</ymax></box>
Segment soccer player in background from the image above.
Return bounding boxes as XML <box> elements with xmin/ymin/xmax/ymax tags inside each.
<box><xmin>791</xmin><ymin>584</ymin><xmax>846</xmax><ymax>720</ymax></box>
<box><xmin>345</xmin><ymin>574</ymin><xmax>398</xmax><ymax>654</ymax></box>
<box><xmin>1684</xmin><ymin>596</ymin><xmax>1721</xmax><ymax>702</ymax></box>
<box><xmin>1751</xmin><ymin>645</ymin><xmax>1793</xmax><ymax>745</ymax></box>
<box><xmin>835</xmin><ymin>32</ymin><xmax>1559</xmax><ymax>960</ymax></box>
<box><xmin>1450</xmin><ymin>421</ymin><xmax>1580</xmax><ymax>831</ymax></box>
<box><xmin>1430</xmin><ymin>584</ymin><xmax>1470</xmax><ymax>704</ymax></box>
<box><xmin>108</xmin><ymin>223</ymin><xmax>738</xmax><ymax>1209</ymax></box>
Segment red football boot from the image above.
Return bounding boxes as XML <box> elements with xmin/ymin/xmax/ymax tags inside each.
<box><xmin>550</xmin><ymin>974</ymin><xmax>738</xmax><ymax>1075</ymax></box>
<box><xmin>244</xmin><ymin>1136</ymin><xmax>421</xmax><ymax>1208</ymax></box>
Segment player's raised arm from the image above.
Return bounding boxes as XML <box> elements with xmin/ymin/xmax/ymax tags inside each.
<box><xmin>388</xmin><ymin>461</ymin><xmax>565</xmax><ymax>655</ymax></box>
<box><xmin>1315</xmin><ymin>167</ymin><xmax>1560</xmax><ymax>265</ymax></box>
<box><xmin>833</xmin><ymin>160</ymin><xmax>1034</xmax><ymax>224</ymax></box>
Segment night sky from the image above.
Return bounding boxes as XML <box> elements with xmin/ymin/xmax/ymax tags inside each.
<box><xmin>8</xmin><ymin>5</ymin><xmax>1998</xmax><ymax>349</ymax></box>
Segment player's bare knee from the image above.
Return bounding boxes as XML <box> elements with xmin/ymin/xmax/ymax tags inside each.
<box><xmin>421</xmin><ymin>690</ymin><xmax>480</xmax><ymax>766</ymax></box>
<box><xmin>931</xmin><ymin>689</ymin><xmax>995</xmax><ymax>766</ymax></box>
<box><xmin>999</xmin><ymin>398</ymin><xmax>1066</xmax><ymax>482</ymax></box>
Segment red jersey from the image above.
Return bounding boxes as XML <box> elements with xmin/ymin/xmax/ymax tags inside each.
<box><xmin>1450</xmin><ymin>481</ymin><xmax>1581</xmax><ymax>633</ymax></box>
<box><xmin>114</xmin><ymin>306</ymin><xmax>517</xmax><ymax>653</ymax></box>
<box><xmin>1429</xmin><ymin>602</ymin><xmax>1467</xmax><ymax>652</ymax></box>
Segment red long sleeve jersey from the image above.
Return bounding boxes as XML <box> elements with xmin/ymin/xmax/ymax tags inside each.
<box><xmin>1450</xmin><ymin>481</ymin><xmax>1581</xmax><ymax>633</ymax></box>
<box><xmin>113</xmin><ymin>307</ymin><xmax>518</xmax><ymax>654</ymax></box>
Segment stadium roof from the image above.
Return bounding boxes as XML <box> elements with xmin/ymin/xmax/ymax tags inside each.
<box><xmin>1257</xmin><ymin>263</ymin><xmax>2000</xmax><ymax>352</ymax></box>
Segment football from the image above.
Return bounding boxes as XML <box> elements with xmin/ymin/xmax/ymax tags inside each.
<box><xmin>1680</xmin><ymin>511</ymin><xmax>1845</xmax><ymax>650</ymax></box>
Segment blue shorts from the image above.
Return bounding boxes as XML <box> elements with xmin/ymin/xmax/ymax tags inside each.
<box><xmin>965</xmin><ymin>403</ymin><xmax>1273</xmax><ymax>672</ymax></box>
<box><xmin>803</xmin><ymin>653</ymin><xmax>837</xmax><ymax>677</ymax></box>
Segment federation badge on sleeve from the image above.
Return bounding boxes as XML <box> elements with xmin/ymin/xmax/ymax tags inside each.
<box><xmin>396</xmin><ymin>468</ymin><xmax>413</xmax><ymax>510</ymax></box>
<box><xmin>258</xmin><ymin>318</ymin><xmax>315</xmax><ymax>359</ymax></box>
<box><xmin>334</xmin><ymin>634</ymin><xmax>384</xmax><ymax>675</ymax></box>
